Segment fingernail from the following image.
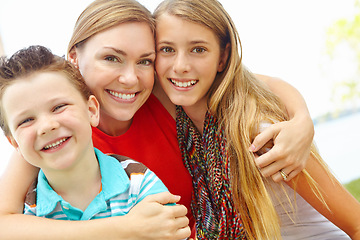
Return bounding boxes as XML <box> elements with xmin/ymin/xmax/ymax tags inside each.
<box><xmin>249</xmin><ymin>144</ymin><xmax>256</xmax><ymax>152</ymax></box>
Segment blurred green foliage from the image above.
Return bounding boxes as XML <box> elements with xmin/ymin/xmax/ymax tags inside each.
<box><xmin>326</xmin><ymin>0</ymin><xmax>360</xmax><ymax>105</ymax></box>
<box><xmin>344</xmin><ymin>178</ymin><xmax>360</xmax><ymax>202</ymax></box>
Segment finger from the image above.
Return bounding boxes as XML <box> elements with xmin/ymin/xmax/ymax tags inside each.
<box><xmin>285</xmin><ymin>167</ymin><xmax>302</xmax><ymax>181</ymax></box>
<box><xmin>271</xmin><ymin>167</ymin><xmax>293</xmax><ymax>182</ymax></box>
<box><xmin>175</xmin><ymin>215</ymin><xmax>190</xmax><ymax>228</ymax></box>
<box><xmin>144</xmin><ymin>192</ymin><xmax>181</xmax><ymax>205</ymax></box>
<box><xmin>176</xmin><ymin>226</ymin><xmax>191</xmax><ymax>240</ymax></box>
<box><xmin>250</xmin><ymin>124</ymin><xmax>278</xmax><ymax>152</ymax></box>
<box><xmin>255</xmin><ymin>147</ymin><xmax>278</xmax><ymax>169</ymax></box>
<box><xmin>170</xmin><ymin>204</ymin><xmax>188</xmax><ymax>218</ymax></box>
<box><xmin>259</xmin><ymin>159</ymin><xmax>285</xmax><ymax>177</ymax></box>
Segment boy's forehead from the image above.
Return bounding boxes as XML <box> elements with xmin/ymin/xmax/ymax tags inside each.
<box><xmin>3</xmin><ymin>72</ymin><xmax>83</xmax><ymax>107</ymax></box>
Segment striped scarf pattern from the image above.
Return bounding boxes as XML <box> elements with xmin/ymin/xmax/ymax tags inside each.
<box><xmin>176</xmin><ymin>106</ymin><xmax>247</xmax><ymax>239</ymax></box>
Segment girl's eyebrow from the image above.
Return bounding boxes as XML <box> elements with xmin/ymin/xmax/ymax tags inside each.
<box><xmin>103</xmin><ymin>46</ymin><xmax>155</xmax><ymax>58</ymax></box>
<box><xmin>157</xmin><ymin>40</ymin><xmax>209</xmax><ymax>45</ymax></box>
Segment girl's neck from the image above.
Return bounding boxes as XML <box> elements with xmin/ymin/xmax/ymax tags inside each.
<box><xmin>182</xmin><ymin>99</ymin><xmax>208</xmax><ymax>135</ymax></box>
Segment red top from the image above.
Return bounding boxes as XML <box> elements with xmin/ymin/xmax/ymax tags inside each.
<box><xmin>92</xmin><ymin>94</ymin><xmax>195</xmax><ymax>230</ymax></box>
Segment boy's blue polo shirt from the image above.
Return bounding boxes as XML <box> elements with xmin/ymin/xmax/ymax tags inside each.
<box><xmin>24</xmin><ymin>148</ymin><xmax>168</xmax><ymax>220</ymax></box>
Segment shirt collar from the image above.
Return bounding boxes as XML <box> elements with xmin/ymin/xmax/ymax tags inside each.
<box><xmin>36</xmin><ymin>148</ymin><xmax>130</xmax><ymax>216</ymax></box>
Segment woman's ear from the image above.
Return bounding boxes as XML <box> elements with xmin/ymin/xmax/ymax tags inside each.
<box><xmin>218</xmin><ymin>43</ymin><xmax>230</xmax><ymax>72</ymax></box>
<box><xmin>87</xmin><ymin>95</ymin><xmax>100</xmax><ymax>127</ymax></box>
<box><xmin>68</xmin><ymin>47</ymin><xmax>79</xmax><ymax>69</ymax></box>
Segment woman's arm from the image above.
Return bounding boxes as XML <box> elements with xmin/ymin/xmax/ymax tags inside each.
<box><xmin>0</xmin><ymin>151</ymin><xmax>39</xmax><ymax>215</ymax></box>
<box><xmin>252</xmin><ymin>74</ymin><xmax>314</xmax><ymax>182</ymax></box>
<box><xmin>1</xmin><ymin>192</ymin><xmax>190</xmax><ymax>239</ymax></box>
<box><xmin>0</xmin><ymin>152</ymin><xmax>190</xmax><ymax>240</ymax></box>
<box><xmin>289</xmin><ymin>155</ymin><xmax>360</xmax><ymax>239</ymax></box>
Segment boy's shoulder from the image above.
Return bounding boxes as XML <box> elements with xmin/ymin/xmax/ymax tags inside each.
<box><xmin>24</xmin><ymin>154</ymin><xmax>148</xmax><ymax>207</ymax></box>
<box><xmin>108</xmin><ymin>154</ymin><xmax>148</xmax><ymax>178</ymax></box>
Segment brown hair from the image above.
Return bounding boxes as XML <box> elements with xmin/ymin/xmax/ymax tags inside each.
<box><xmin>67</xmin><ymin>0</ymin><xmax>155</xmax><ymax>55</ymax></box>
<box><xmin>0</xmin><ymin>45</ymin><xmax>92</xmax><ymax>136</ymax></box>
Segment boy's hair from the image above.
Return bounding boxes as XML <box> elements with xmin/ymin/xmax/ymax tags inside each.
<box><xmin>0</xmin><ymin>45</ymin><xmax>92</xmax><ymax>136</ymax></box>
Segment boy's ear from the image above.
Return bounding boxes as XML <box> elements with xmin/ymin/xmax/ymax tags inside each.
<box><xmin>7</xmin><ymin>136</ymin><xmax>17</xmax><ymax>148</ymax></box>
<box><xmin>68</xmin><ymin>47</ymin><xmax>79</xmax><ymax>69</ymax></box>
<box><xmin>217</xmin><ymin>43</ymin><xmax>230</xmax><ymax>72</ymax></box>
<box><xmin>87</xmin><ymin>95</ymin><xmax>100</xmax><ymax>127</ymax></box>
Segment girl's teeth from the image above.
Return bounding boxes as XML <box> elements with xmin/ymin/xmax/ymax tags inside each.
<box><xmin>44</xmin><ymin>138</ymin><xmax>67</xmax><ymax>150</ymax></box>
<box><xmin>108</xmin><ymin>90</ymin><xmax>135</xmax><ymax>100</ymax></box>
<box><xmin>171</xmin><ymin>79</ymin><xmax>197</xmax><ymax>87</ymax></box>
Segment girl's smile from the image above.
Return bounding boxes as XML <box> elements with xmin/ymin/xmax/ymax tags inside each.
<box><xmin>155</xmin><ymin>14</ymin><xmax>228</xmax><ymax>113</ymax></box>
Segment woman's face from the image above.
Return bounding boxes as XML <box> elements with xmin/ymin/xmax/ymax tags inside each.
<box><xmin>71</xmin><ymin>22</ymin><xmax>155</xmax><ymax>135</ymax></box>
<box><xmin>155</xmin><ymin>14</ymin><xmax>227</xmax><ymax>110</ymax></box>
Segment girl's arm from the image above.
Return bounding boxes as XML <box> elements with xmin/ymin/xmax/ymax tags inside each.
<box><xmin>253</xmin><ymin>74</ymin><xmax>314</xmax><ymax>182</ymax></box>
<box><xmin>0</xmin><ymin>152</ymin><xmax>190</xmax><ymax>240</ymax></box>
<box><xmin>289</xmin><ymin>156</ymin><xmax>360</xmax><ymax>239</ymax></box>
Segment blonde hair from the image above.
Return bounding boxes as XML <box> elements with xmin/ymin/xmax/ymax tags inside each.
<box><xmin>155</xmin><ymin>0</ymin><xmax>329</xmax><ymax>239</ymax></box>
<box><xmin>67</xmin><ymin>0</ymin><xmax>155</xmax><ymax>55</ymax></box>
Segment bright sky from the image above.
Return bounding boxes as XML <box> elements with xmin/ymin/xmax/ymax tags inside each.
<box><xmin>0</xmin><ymin>0</ymin><xmax>358</xmax><ymax>180</ymax></box>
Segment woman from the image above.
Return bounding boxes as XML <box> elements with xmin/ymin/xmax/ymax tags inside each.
<box><xmin>0</xmin><ymin>0</ymin><xmax>314</xmax><ymax>238</ymax></box>
<box><xmin>154</xmin><ymin>0</ymin><xmax>360</xmax><ymax>239</ymax></box>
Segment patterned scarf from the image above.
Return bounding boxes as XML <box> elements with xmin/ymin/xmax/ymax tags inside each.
<box><xmin>176</xmin><ymin>106</ymin><xmax>247</xmax><ymax>239</ymax></box>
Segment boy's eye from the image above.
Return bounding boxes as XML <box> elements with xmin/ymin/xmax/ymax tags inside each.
<box><xmin>160</xmin><ymin>47</ymin><xmax>174</xmax><ymax>53</ymax></box>
<box><xmin>192</xmin><ymin>47</ymin><xmax>206</xmax><ymax>53</ymax></box>
<box><xmin>53</xmin><ymin>104</ymin><xmax>67</xmax><ymax>112</ymax></box>
<box><xmin>18</xmin><ymin>118</ymin><xmax>33</xmax><ymax>127</ymax></box>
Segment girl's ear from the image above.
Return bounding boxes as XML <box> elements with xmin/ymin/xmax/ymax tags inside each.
<box><xmin>68</xmin><ymin>47</ymin><xmax>79</xmax><ymax>69</ymax></box>
<box><xmin>218</xmin><ymin>43</ymin><xmax>230</xmax><ymax>72</ymax></box>
<box><xmin>87</xmin><ymin>95</ymin><xmax>100</xmax><ymax>127</ymax></box>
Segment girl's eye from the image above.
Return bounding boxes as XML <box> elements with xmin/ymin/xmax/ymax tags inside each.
<box><xmin>105</xmin><ymin>56</ymin><xmax>119</xmax><ymax>62</ymax></box>
<box><xmin>159</xmin><ymin>47</ymin><xmax>174</xmax><ymax>53</ymax></box>
<box><xmin>192</xmin><ymin>47</ymin><xmax>206</xmax><ymax>53</ymax></box>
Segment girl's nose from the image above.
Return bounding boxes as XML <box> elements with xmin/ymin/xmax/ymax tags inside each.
<box><xmin>173</xmin><ymin>52</ymin><xmax>191</xmax><ymax>73</ymax></box>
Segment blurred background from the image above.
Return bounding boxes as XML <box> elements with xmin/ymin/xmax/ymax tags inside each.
<box><xmin>0</xmin><ymin>0</ymin><xmax>359</xmax><ymax>188</ymax></box>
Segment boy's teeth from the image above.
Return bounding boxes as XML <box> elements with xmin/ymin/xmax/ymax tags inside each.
<box><xmin>171</xmin><ymin>79</ymin><xmax>197</xmax><ymax>87</ymax></box>
<box><xmin>108</xmin><ymin>90</ymin><xmax>135</xmax><ymax>100</ymax></box>
<box><xmin>44</xmin><ymin>138</ymin><xmax>67</xmax><ymax>150</ymax></box>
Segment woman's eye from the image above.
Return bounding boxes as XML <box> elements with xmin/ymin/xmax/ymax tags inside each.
<box><xmin>192</xmin><ymin>47</ymin><xmax>206</xmax><ymax>53</ymax></box>
<box><xmin>105</xmin><ymin>56</ymin><xmax>119</xmax><ymax>62</ymax></box>
<box><xmin>160</xmin><ymin>47</ymin><xmax>174</xmax><ymax>53</ymax></box>
<box><xmin>138</xmin><ymin>59</ymin><xmax>153</xmax><ymax>66</ymax></box>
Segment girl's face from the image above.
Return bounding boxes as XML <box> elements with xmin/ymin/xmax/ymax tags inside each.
<box><xmin>155</xmin><ymin>14</ymin><xmax>227</xmax><ymax>110</ymax></box>
<box><xmin>70</xmin><ymin>22</ymin><xmax>155</xmax><ymax>135</ymax></box>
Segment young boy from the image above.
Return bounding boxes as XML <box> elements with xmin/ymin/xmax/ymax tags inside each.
<box><xmin>0</xmin><ymin>45</ymin><xmax>170</xmax><ymax>220</ymax></box>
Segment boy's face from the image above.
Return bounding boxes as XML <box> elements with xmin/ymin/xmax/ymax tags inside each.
<box><xmin>3</xmin><ymin>72</ymin><xmax>99</xmax><ymax>172</ymax></box>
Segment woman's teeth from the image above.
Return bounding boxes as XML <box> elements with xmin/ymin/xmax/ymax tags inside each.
<box><xmin>171</xmin><ymin>79</ymin><xmax>197</xmax><ymax>88</ymax></box>
<box><xmin>108</xmin><ymin>90</ymin><xmax>136</xmax><ymax>100</ymax></box>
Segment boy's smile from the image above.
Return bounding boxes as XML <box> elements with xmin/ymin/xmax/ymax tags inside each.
<box><xmin>3</xmin><ymin>72</ymin><xmax>99</xmax><ymax>173</ymax></box>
